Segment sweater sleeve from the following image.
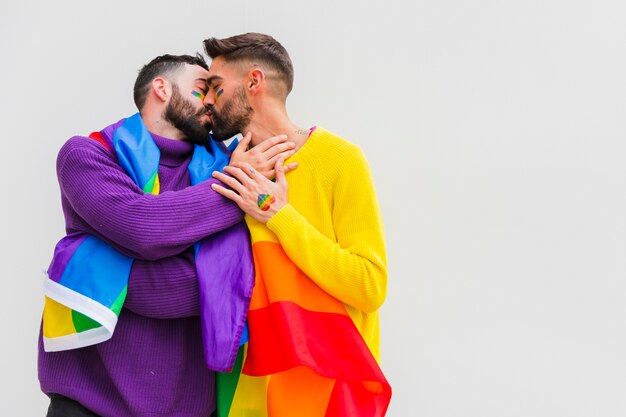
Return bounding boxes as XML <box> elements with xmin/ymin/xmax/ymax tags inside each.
<box><xmin>123</xmin><ymin>248</ymin><xmax>201</xmax><ymax>318</ymax></box>
<box><xmin>57</xmin><ymin>137</ymin><xmax>243</xmax><ymax>260</ymax></box>
<box><xmin>266</xmin><ymin>147</ymin><xmax>387</xmax><ymax>313</ymax></box>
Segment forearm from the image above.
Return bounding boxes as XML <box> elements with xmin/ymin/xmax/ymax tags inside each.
<box><xmin>123</xmin><ymin>248</ymin><xmax>200</xmax><ymax>318</ymax></box>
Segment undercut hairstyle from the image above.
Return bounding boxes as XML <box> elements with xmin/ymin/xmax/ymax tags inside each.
<box><xmin>203</xmin><ymin>33</ymin><xmax>294</xmax><ymax>98</ymax></box>
<box><xmin>133</xmin><ymin>53</ymin><xmax>208</xmax><ymax>110</ymax></box>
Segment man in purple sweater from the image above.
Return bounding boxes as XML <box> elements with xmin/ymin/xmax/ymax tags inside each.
<box><xmin>38</xmin><ymin>54</ymin><xmax>295</xmax><ymax>417</ymax></box>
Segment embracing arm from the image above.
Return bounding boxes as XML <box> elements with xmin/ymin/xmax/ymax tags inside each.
<box><xmin>57</xmin><ymin>137</ymin><xmax>243</xmax><ymax>260</ymax></box>
<box><xmin>123</xmin><ymin>248</ymin><xmax>201</xmax><ymax>318</ymax></box>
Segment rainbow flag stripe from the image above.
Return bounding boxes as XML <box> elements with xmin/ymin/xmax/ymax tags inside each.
<box><xmin>43</xmin><ymin>233</ymin><xmax>133</xmax><ymax>351</ymax></box>
<box><xmin>217</xmin><ymin>226</ymin><xmax>391</xmax><ymax>416</ymax></box>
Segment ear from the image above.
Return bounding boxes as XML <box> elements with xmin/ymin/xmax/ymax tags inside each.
<box><xmin>152</xmin><ymin>77</ymin><xmax>170</xmax><ymax>102</ymax></box>
<box><xmin>247</xmin><ymin>68</ymin><xmax>265</xmax><ymax>94</ymax></box>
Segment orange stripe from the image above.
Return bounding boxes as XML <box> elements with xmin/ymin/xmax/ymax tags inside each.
<box><xmin>249</xmin><ymin>241</ymin><xmax>346</xmax><ymax>315</ymax></box>
<box><xmin>266</xmin><ymin>366</ymin><xmax>334</xmax><ymax>417</ymax></box>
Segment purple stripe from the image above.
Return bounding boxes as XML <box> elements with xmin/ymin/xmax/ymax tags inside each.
<box><xmin>47</xmin><ymin>232</ymin><xmax>89</xmax><ymax>282</ymax></box>
<box><xmin>196</xmin><ymin>221</ymin><xmax>254</xmax><ymax>371</ymax></box>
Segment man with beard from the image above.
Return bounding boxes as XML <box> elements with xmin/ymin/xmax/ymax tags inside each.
<box><xmin>38</xmin><ymin>53</ymin><xmax>296</xmax><ymax>417</ymax></box>
<box><xmin>204</xmin><ymin>34</ymin><xmax>391</xmax><ymax>416</ymax></box>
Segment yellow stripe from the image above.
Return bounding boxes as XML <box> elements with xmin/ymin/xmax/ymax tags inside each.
<box><xmin>152</xmin><ymin>175</ymin><xmax>160</xmax><ymax>195</ymax></box>
<box><xmin>43</xmin><ymin>296</ymin><xmax>76</xmax><ymax>338</ymax></box>
<box><xmin>229</xmin><ymin>345</ymin><xmax>269</xmax><ymax>416</ymax></box>
<box><xmin>246</xmin><ymin>216</ymin><xmax>279</xmax><ymax>244</ymax></box>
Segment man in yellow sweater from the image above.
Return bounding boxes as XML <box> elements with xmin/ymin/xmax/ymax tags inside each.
<box><xmin>204</xmin><ymin>32</ymin><xmax>390</xmax><ymax>417</ymax></box>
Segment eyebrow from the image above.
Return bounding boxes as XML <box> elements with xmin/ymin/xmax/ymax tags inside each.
<box><xmin>207</xmin><ymin>75</ymin><xmax>223</xmax><ymax>85</ymax></box>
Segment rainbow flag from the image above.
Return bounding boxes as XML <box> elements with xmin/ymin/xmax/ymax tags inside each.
<box><xmin>43</xmin><ymin>233</ymin><xmax>133</xmax><ymax>351</ymax></box>
<box><xmin>217</xmin><ymin>222</ymin><xmax>391</xmax><ymax>416</ymax></box>
<box><xmin>43</xmin><ymin>114</ymin><xmax>253</xmax><ymax>371</ymax></box>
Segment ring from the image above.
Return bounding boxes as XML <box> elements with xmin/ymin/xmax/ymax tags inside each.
<box><xmin>257</xmin><ymin>194</ymin><xmax>276</xmax><ymax>211</ymax></box>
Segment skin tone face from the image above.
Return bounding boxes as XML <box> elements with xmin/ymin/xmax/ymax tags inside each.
<box><xmin>203</xmin><ymin>57</ymin><xmax>254</xmax><ymax>142</ymax></box>
<box><xmin>178</xmin><ymin>64</ymin><xmax>211</xmax><ymax>113</ymax></box>
<box><xmin>162</xmin><ymin>64</ymin><xmax>213</xmax><ymax>144</ymax></box>
<box><xmin>204</xmin><ymin>56</ymin><xmax>299</xmax><ymax>215</ymax></box>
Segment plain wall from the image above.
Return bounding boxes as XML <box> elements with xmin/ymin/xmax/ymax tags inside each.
<box><xmin>1</xmin><ymin>0</ymin><xmax>625</xmax><ymax>415</ymax></box>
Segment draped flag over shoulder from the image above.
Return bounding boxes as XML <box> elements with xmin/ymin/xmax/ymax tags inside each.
<box><xmin>217</xmin><ymin>220</ymin><xmax>391</xmax><ymax>417</ymax></box>
<box><xmin>43</xmin><ymin>113</ymin><xmax>254</xmax><ymax>372</ymax></box>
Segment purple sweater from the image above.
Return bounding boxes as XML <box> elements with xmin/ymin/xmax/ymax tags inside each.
<box><xmin>38</xmin><ymin>125</ymin><xmax>244</xmax><ymax>417</ymax></box>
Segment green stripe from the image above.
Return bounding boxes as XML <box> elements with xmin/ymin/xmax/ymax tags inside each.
<box><xmin>72</xmin><ymin>286</ymin><xmax>127</xmax><ymax>333</ymax></box>
<box><xmin>110</xmin><ymin>285</ymin><xmax>128</xmax><ymax>315</ymax></box>
<box><xmin>216</xmin><ymin>345</ymin><xmax>245</xmax><ymax>417</ymax></box>
<box><xmin>143</xmin><ymin>172</ymin><xmax>158</xmax><ymax>193</ymax></box>
<box><xmin>72</xmin><ymin>310</ymin><xmax>100</xmax><ymax>332</ymax></box>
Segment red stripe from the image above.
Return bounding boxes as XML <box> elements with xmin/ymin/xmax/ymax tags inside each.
<box><xmin>243</xmin><ymin>301</ymin><xmax>391</xmax><ymax>416</ymax></box>
<box><xmin>324</xmin><ymin>379</ymin><xmax>391</xmax><ymax>417</ymax></box>
<box><xmin>88</xmin><ymin>131</ymin><xmax>111</xmax><ymax>151</ymax></box>
<box><xmin>244</xmin><ymin>301</ymin><xmax>388</xmax><ymax>382</ymax></box>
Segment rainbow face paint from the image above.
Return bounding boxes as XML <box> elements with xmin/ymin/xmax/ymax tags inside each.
<box><xmin>257</xmin><ymin>194</ymin><xmax>276</xmax><ymax>211</ymax></box>
<box><xmin>214</xmin><ymin>89</ymin><xmax>224</xmax><ymax>102</ymax></box>
<box><xmin>191</xmin><ymin>90</ymin><xmax>205</xmax><ymax>101</ymax></box>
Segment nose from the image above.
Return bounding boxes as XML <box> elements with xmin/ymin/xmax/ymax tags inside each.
<box><xmin>203</xmin><ymin>93</ymin><xmax>214</xmax><ymax>107</ymax></box>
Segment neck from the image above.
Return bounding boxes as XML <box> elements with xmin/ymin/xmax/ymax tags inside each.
<box><xmin>141</xmin><ymin>110</ymin><xmax>185</xmax><ymax>141</ymax></box>
<box><xmin>246</xmin><ymin>103</ymin><xmax>309</xmax><ymax>150</ymax></box>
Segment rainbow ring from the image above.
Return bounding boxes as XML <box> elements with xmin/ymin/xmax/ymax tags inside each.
<box><xmin>257</xmin><ymin>194</ymin><xmax>276</xmax><ymax>211</ymax></box>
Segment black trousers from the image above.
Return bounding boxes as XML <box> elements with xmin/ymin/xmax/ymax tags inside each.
<box><xmin>46</xmin><ymin>394</ymin><xmax>100</xmax><ymax>417</ymax></box>
<box><xmin>46</xmin><ymin>393</ymin><xmax>219</xmax><ymax>417</ymax></box>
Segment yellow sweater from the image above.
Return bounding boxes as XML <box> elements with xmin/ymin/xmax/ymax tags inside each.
<box><xmin>246</xmin><ymin>127</ymin><xmax>387</xmax><ymax>360</ymax></box>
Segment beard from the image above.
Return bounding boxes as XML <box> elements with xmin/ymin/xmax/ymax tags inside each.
<box><xmin>163</xmin><ymin>84</ymin><xmax>212</xmax><ymax>145</ymax></box>
<box><xmin>208</xmin><ymin>86</ymin><xmax>254</xmax><ymax>142</ymax></box>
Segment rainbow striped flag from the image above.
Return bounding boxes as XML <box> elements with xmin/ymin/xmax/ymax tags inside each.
<box><xmin>43</xmin><ymin>233</ymin><xmax>133</xmax><ymax>351</ymax></box>
<box><xmin>217</xmin><ymin>222</ymin><xmax>391</xmax><ymax>416</ymax></box>
<box><xmin>43</xmin><ymin>114</ymin><xmax>253</xmax><ymax>371</ymax></box>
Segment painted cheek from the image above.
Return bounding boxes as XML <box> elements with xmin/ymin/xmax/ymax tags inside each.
<box><xmin>214</xmin><ymin>89</ymin><xmax>224</xmax><ymax>103</ymax></box>
<box><xmin>191</xmin><ymin>90</ymin><xmax>205</xmax><ymax>101</ymax></box>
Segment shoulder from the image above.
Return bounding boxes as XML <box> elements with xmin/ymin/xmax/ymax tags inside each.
<box><xmin>309</xmin><ymin>127</ymin><xmax>370</xmax><ymax>171</ymax></box>
<box><xmin>59</xmin><ymin>134</ymin><xmax>110</xmax><ymax>155</ymax></box>
<box><xmin>57</xmin><ymin>135</ymin><xmax>115</xmax><ymax>171</ymax></box>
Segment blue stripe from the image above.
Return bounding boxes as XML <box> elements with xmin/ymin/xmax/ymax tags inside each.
<box><xmin>58</xmin><ymin>236</ymin><xmax>133</xmax><ymax>308</ymax></box>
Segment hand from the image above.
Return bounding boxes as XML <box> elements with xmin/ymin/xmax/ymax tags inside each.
<box><xmin>229</xmin><ymin>132</ymin><xmax>298</xmax><ymax>179</ymax></box>
<box><xmin>211</xmin><ymin>158</ymin><xmax>290</xmax><ymax>224</ymax></box>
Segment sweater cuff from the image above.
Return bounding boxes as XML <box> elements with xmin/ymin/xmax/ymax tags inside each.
<box><xmin>266</xmin><ymin>203</ymin><xmax>303</xmax><ymax>237</ymax></box>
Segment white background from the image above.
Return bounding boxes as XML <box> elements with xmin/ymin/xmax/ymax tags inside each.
<box><xmin>2</xmin><ymin>0</ymin><xmax>626</xmax><ymax>416</ymax></box>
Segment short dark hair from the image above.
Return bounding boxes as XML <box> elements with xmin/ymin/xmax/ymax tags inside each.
<box><xmin>203</xmin><ymin>33</ymin><xmax>294</xmax><ymax>97</ymax></box>
<box><xmin>133</xmin><ymin>53</ymin><xmax>208</xmax><ymax>110</ymax></box>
